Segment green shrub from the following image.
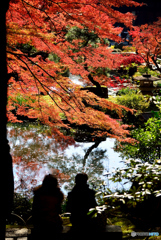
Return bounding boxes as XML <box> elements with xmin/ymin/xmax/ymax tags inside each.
<box><xmin>136</xmin><ymin>66</ymin><xmax>160</xmax><ymax>77</ymax></box>
<box><xmin>106</xmin><ymin>158</ymin><xmax>161</xmax><ymax>201</ymax></box>
<box><xmin>115</xmin><ymin>93</ymin><xmax>149</xmax><ymax>111</ymax></box>
<box><xmin>114</xmin><ymin>116</ymin><xmax>161</xmax><ymax>163</ymax></box>
<box><xmin>116</xmin><ymin>87</ymin><xmax>138</xmax><ymax>96</ymax></box>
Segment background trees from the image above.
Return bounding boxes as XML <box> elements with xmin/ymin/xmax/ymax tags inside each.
<box><xmin>130</xmin><ymin>17</ymin><xmax>161</xmax><ymax>74</ymax></box>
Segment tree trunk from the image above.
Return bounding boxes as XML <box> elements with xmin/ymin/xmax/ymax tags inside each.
<box><xmin>0</xmin><ymin>1</ymin><xmax>14</xmax><ymax>239</ymax></box>
<box><xmin>84</xmin><ymin>62</ymin><xmax>103</xmax><ymax>97</ymax></box>
<box><xmin>83</xmin><ymin>140</ymin><xmax>102</xmax><ymax>167</ymax></box>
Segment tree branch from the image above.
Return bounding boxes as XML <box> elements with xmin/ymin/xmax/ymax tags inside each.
<box><xmin>83</xmin><ymin>139</ymin><xmax>102</xmax><ymax>167</ymax></box>
<box><xmin>84</xmin><ymin>63</ymin><xmax>103</xmax><ymax>97</ymax></box>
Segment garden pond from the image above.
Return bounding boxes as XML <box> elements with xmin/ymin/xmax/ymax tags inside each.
<box><xmin>7</xmin><ymin>123</ymin><xmax>130</xmax><ymax>197</ymax></box>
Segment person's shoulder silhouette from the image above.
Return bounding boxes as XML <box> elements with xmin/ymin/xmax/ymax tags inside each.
<box><xmin>66</xmin><ymin>173</ymin><xmax>97</xmax><ymax>228</ymax></box>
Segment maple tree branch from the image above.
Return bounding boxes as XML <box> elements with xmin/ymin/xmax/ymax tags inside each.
<box><xmin>23</xmin><ymin>56</ymin><xmax>85</xmax><ymax>111</ymax></box>
<box><xmin>31</xmin><ymin>67</ymin><xmax>45</xmax><ymax>121</ymax></box>
<box><xmin>17</xmin><ymin>1</ymin><xmax>54</xmax><ymax>52</ymax></box>
<box><xmin>84</xmin><ymin>63</ymin><xmax>103</xmax><ymax>97</ymax></box>
<box><xmin>21</xmin><ymin>0</ymin><xmax>39</xmax><ymax>29</ymax></box>
<box><xmin>7</xmin><ymin>64</ymin><xmax>27</xmax><ymax>94</ymax></box>
<box><xmin>8</xmin><ymin>8</ymin><xmax>14</xmax><ymax>22</ymax></box>
<box><xmin>7</xmin><ymin>50</ymin><xmax>68</xmax><ymax>93</ymax></box>
<box><xmin>7</xmin><ymin>52</ymin><xmax>87</xmax><ymax>123</ymax></box>
<box><xmin>27</xmin><ymin>59</ymin><xmax>69</xmax><ymax>93</ymax></box>
<box><xmin>7</xmin><ymin>50</ymin><xmax>85</xmax><ymax>116</ymax></box>
<box><xmin>16</xmin><ymin>56</ymin><xmax>70</xmax><ymax>115</ymax></box>
<box><xmin>39</xmin><ymin>81</ymin><xmax>78</xmax><ymax>111</ymax></box>
<box><xmin>29</xmin><ymin>51</ymin><xmax>48</xmax><ymax>59</ymax></box>
<box><xmin>22</xmin><ymin>0</ymin><xmax>86</xmax><ymax>34</ymax></box>
<box><xmin>22</xmin><ymin>0</ymin><xmax>58</xmax><ymax>32</ymax></box>
<box><xmin>151</xmin><ymin>56</ymin><xmax>161</xmax><ymax>73</ymax></box>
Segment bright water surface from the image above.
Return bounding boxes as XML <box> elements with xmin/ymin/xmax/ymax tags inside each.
<box><xmin>7</xmin><ymin>124</ymin><xmax>130</xmax><ymax>196</ymax></box>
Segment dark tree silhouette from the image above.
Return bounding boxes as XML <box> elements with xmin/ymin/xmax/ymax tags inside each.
<box><xmin>0</xmin><ymin>1</ymin><xmax>14</xmax><ymax>239</ymax></box>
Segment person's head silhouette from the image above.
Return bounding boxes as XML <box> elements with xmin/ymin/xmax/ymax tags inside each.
<box><xmin>75</xmin><ymin>173</ymin><xmax>88</xmax><ymax>185</ymax></box>
<box><xmin>42</xmin><ymin>174</ymin><xmax>58</xmax><ymax>189</ymax></box>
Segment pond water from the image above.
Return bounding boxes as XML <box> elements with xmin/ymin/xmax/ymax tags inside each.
<box><xmin>7</xmin><ymin>124</ymin><xmax>130</xmax><ymax>197</ymax></box>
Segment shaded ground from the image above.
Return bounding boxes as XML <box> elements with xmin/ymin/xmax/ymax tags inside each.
<box><xmin>106</xmin><ymin>206</ymin><xmax>161</xmax><ymax>239</ymax></box>
<box><xmin>6</xmin><ymin>208</ymin><xmax>161</xmax><ymax>240</ymax></box>
<box><xmin>6</xmin><ymin>227</ymin><xmax>29</xmax><ymax>240</ymax></box>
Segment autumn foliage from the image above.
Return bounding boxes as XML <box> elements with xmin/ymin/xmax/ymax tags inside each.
<box><xmin>130</xmin><ymin>17</ymin><xmax>161</xmax><ymax>72</ymax></box>
<box><xmin>6</xmin><ymin>0</ymin><xmax>143</xmax><ymax>142</ymax></box>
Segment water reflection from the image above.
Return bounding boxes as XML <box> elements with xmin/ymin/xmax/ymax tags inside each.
<box><xmin>7</xmin><ymin>123</ymin><xmax>125</xmax><ymax>196</ymax></box>
<box><xmin>47</xmin><ymin>148</ymin><xmax>107</xmax><ymax>193</ymax></box>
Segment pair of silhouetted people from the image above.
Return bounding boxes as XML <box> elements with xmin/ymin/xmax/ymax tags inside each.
<box><xmin>32</xmin><ymin>173</ymin><xmax>97</xmax><ymax>238</ymax></box>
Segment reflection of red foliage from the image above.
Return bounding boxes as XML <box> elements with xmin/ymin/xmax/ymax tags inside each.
<box><xmin>13</xmin><ymin>156</ymin><xmax>41</xmax><ymax>194</ymax></box>
<box><xmin>8</xmin><ymin>126</ymin><xmax>71</xmax><ymax>194</ymax></box>
<box><xmin>13</xmin><ymin>156</ymin><xmax>70</xmax><ymax>195</ymax></box>
<box><xmin>51</xmin><ymin>169</ymin><xmax>70</xmax><ymax>185</ymax></box>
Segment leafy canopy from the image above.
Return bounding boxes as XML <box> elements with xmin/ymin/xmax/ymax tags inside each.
<box><xmin>7</xmin><ymin>0</ymin><xmax>142</xmax><ymax>142</ymax></box>
<box><xmin>130</xmin><ymin>17</ymin><xmax>161</xmax><ymax>73</ymax></box>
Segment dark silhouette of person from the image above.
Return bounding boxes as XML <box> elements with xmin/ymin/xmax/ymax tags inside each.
<box><xmin>66</xmin><ymin>173</ymin><xmax>97</xmax><ymax>232</ymax></box>
<box><xmin>32</xmin><ymin>174</ymin><xmax>64</xmax><ymax>239</ymax></box>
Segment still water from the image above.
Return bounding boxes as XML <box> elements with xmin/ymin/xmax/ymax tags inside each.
<box><xmin>7</xmin><ymin>124</ymin><xmax>129</xmax><ymax>196</ymax></box>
